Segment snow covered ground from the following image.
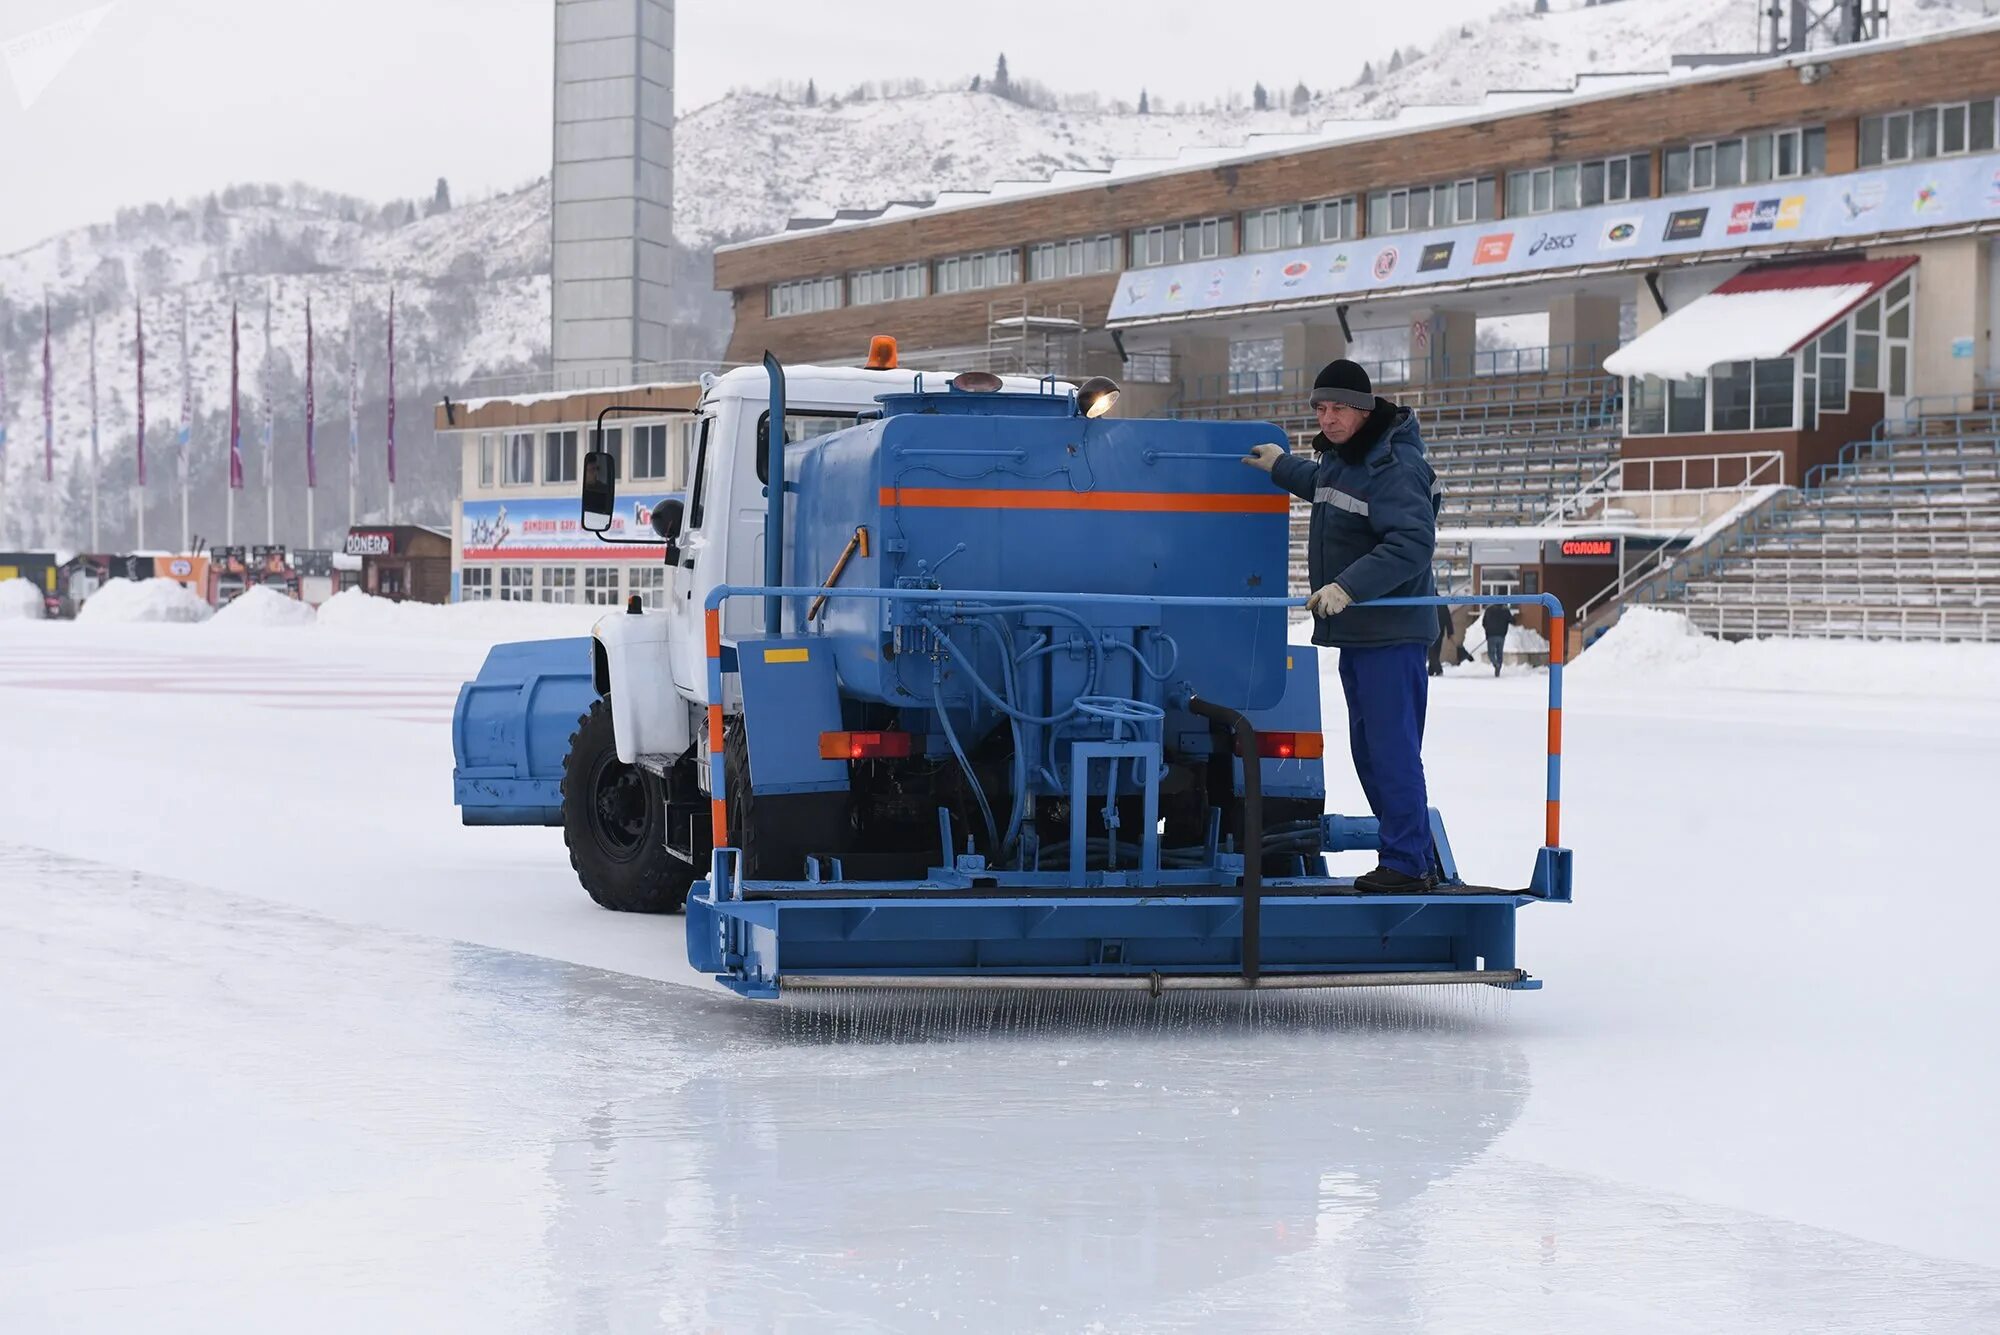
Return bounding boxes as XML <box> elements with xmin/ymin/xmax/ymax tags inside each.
<box><xmin>2</xmin><ymin>604</ymin><xmax>1998</xmax><ymax>1330</ymax></box>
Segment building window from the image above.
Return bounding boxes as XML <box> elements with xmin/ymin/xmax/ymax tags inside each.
<box><xmin>1366</xmin><ymin>178</ymin><xmax>1494</xmax><ymax>236</ymax></box>
<box><xmin>539</xmin><ymin>566</ymin><xmax>577</xmax><ymax>604</ymax></box>
<box><xmin>583</xmin><ymin>566</ymin><xmax>619</xmax><ymax>606</ymax></box>
<box><xmin>1860</xmin><ymin>98</ymin><xmax>1998</xmax><ymax>166</ymax></box>
<box><xmin>630</xmin><ymin>423</ymin><xmax>671</xmax><ymax>481</ymax></box>
<box><xmin>477</xmin><ymin>433</ymin><xmax>496</xmax><ymax>488</ymax></box>
<box><xmin>850</xmin><ymin>261</ymin><xmax>926</xmax><ymax>306</ymax></box>
<box><xmin>1227</xmin><ymin>337</ymin><xmax>1284</xmax><ymax>396</ymax></box>
<box><xmin>933</xmin><ymin>249</ymin><xmax>1018</xmax><ymax>295</ymax></box>
<box><xmin>1507</xmin><ymin>154</ymin><xmax>1650</xmax><ymax>216</ymax></box>
<box><xmin>1663</xmin><ymin>127</ymin><xmax>1825</xmax><ymax>193</ymax></box>
<box><xmin>587</xmin><ymin>426</ymin><xmax>621</xmax><ymax>479</ymax></box>
<box><xmin>1123</xmin><ymin>350</ymin><xmax>1176</xmax><ymax>384</ymax></box>
<box><xmin>460</xmin><ymin>567</ymin><xmax>493</xmax><ymax>601</ymax></box>
<box><xmin>504</xmin><ymin>432</ymin><xmax>535</xmax><ymax>485</ymax></box>
<box><xmin>1127</xmin><ymin>216</ymin><xmax>1236</xmax><ymax>268</ymax></box>
<box><xmin>1242</xmin><ymin>197</ymin><xmax>1357</xmax><ymax>252</ymax></box>
<box><xmin>1028</xmin><ymin>234</ymin><xmax>1119</xmax><ymax>281</ymax></box>
<box><xmin>499</xmin><ymin>566</ymin><xmax>533</xmax><ymax>602</ymax></box>
<box><xmin>543</xmin><ymin>429</ymin><xmax>578</xmax><ymax>485</ymax></box>
<box><xmin>768</xmin><ymin>276</ymin><xmax>841</xmax><ymax>317</ymax></box>
<box><xmin>628</xmin><ymin>565</ymin><xmax>666</xmax><ymax>610</ymax></box>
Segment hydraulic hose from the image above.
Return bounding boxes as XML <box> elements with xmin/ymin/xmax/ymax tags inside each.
<box><xmin>932</xmin><ymin>676</ymin><xmax>998</xmax><ymax>857</ymax></box>
<box><xmin>1186</xmin><ymin>694</ymin><xmax>1263</xmax><ymax>984</ymax></box>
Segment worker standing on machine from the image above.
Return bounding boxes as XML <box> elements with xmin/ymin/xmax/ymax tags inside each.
<box><xmin>1244</xmin><ymin>359</ymin><xmax>1443</xmax><ymax>891</ymax></box>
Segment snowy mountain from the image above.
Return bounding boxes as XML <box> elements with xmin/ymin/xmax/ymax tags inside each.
<box><xmin>3</xmin><ymin>0</ymin><xmax>1995</xmax><ymax>550</ymax></box>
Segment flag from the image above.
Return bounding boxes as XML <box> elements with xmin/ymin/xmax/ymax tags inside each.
<box><xmin>385</xmin><ymin>288</ymin><xmax>396</xmax><ymax>485</ymax></box>
<box><xmin>261</xmin><ymin>288</ymin><xmax>274</xmax><ymax>486</ymax></box>
<box><xmin>135</xmin><ymin>298</ymin><xmax>146</xmax><ymax>488</ymax></box>
<box><xmin>304</xmin><ymin>295</ymin><xmax>316</xmax><ymax>488</ymax></box>
<box><xmin>42</xmin><ymin>297</ymin><xmax>53</xmax><ymax>483</ymax></box>
<box><xmin>346</xmin><ymin>298</ymin><xmax>359</xmax><ymax>498</ymax></box>
<box><xmin>177</xmin><ymin>300</ymin><xmax>192</xmax><ymax>484</ymax></box>
<box><xmin>228</xmin><ymin>302</ymin><xmax>243</xmax><ymax>490</ymax></box>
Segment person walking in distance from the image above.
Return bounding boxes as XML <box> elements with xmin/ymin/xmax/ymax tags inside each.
<box><xmin>1243</xmin><ymin>359</ymin><xmax>1444</xmax><ymax>892</ymax></box>
<box><xmin>1481</xmin><ymin>602</ymin><xmax>1513</xmax><ymax>677</ymax></box>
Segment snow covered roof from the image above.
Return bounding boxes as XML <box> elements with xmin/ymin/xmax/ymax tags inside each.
<box><xmin>718</xmin><ymin>19</ymin><xmax>2000</xmax><ymax>255</ymax></box>
<box><xmin>704</xmin><ymin>364</ymin><xmax>1070</xmax><ymax>409</ymax></box>
<box><xmin>1604</xmin><ymin>257</ymin><xmax>1916</xmax><ymax>380</ymax></box>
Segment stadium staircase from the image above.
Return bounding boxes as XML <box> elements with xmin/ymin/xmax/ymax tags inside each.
<box><xmin>1639</xmin><ymin>395</ymin><xmax>2000</xmax><ymax>642</ymax></box>
<box><xmin>1171</xmin><ymin>362</ymin><xmax>1623</xmax><ymax>598</ymax></box>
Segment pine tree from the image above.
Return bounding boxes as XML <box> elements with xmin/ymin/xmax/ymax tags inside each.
<box><xmin>805</xmin><ymin>78</ymin><xmax>817</xmax><ymax>106</ymax></box>
<box><xmin>994</xmin><ymin>53</ymin><xmax>1009</xmax><ymax>91</ymax></box>
<box><xmin>427</xmin><ymin>177</ymin><xmax>452</xmax><ymax>217</ymax></box>
<box><xmin>1388</xmin><ymin>50</ymin><xmax>1404</xmax><ymax>73</ymax></box>
<box><xmin>1357</xmin><ymin>61</ymin><xmax>1375</xmax><ymax>87</ymax></box>
<box><xmin>970</xmin><ymin>74</ymin><xmax>981</xmax><ymax>92</ymax></box>
<box><xmin>1534</xmin><ymin>0</ymin><xmax>1550</xmax><ymax>11</ymax></box>
<box><xmin>1253</xmin><ymin>81</ymin><xmax>1268</xmax><ymax>111</ymax></box>
<box><xmin>1291</xmin><ymin>81</ymin><xmax>1310</xmax><ymax>112</ymax></box>
<box><xmin>1138</xmin><ymin>88</ymin><xmax>1150</xmax><ymax>114</ymax></box>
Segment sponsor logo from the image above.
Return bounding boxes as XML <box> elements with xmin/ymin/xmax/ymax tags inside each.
<box><xmin>1914</xmin><ymin>182</ymin><xmax>1942</xmax><ymax>213</ymax></box>
<box><xmin>1751</xmin><ymin>198</ymin><xmax>1782</xmax><ymax>231</ymax></box>
<box><xmin>1280</xmin><ymin>259</ymin><xmax>1312</xmax><ymax>287</ymax></box>
<box><xmin>344</xmin><ymin>530</ymin><xmax>396</xmax><ymax>557</ymax></box>
<box><xmin>1328</xmin><ymin>251</ymin><xmax>1351</xmax><ymax>275</ymax></box>
<box><xmin>1777</xmin><ymin>195</ymin><xmax>1805</xmax><ymax>228</ymax></box>
<box><xmin>1602</xmin><ymin>217</ymin><xmax>1641</xmax><ymax>248</ymax></box>
<box><xmin>1165</xmin><ymin>280</ymin><xmax>1185</xmax><ymax>303</ymax></box>
<box><xmin>1729</xmin><ymin>197</ymin><xmax>1796</xmax><ymax>235</ymax></box>
<box><xmin>1418</xmin><ymin>242</ymin><xmax>1455</xmax><ymax>272</ymax></box>
<box><xmin>1473</xmin><ymin>233</ymin><xmax>1514</xmax><ymax>264</ymax></box>
<box><xmin>1664</xmin><ymin>208</ymin><xmax>1709</xmax><ymax>241</ymax></box>
<box><xmin>1372</xmin><ymin>246</ymin><xmax>1400</xmax><ymax>280</ymax></box>
<box><xmin>168</xmin><ymin>558</ymin><xmax>193</xmax><ymax>578</ymax></box>
<box><xmin>1841</xmin><ymin>179</ymin><xmax>1885</xmax><ymax>220</ymax></box>
<box><xmin>1526</xmin><ymin>231</ymin><xmax>1577</xmax><ymax>257</ymax></box>
<box><xmin>1725</xmin><ymin>201</ymin><xmax>1758</xmax><ymax>235</ymax></box>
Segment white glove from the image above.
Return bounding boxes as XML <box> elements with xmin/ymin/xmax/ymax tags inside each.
<box><xmin>1242</xmin><ymin>443</ymin><xmax>1285</xmax><ymax>473</ymax></box>
<box><xmin>1308</xmin><ymin>583</ymin><xmax>1353</xmax><ymax>617</ymax></box>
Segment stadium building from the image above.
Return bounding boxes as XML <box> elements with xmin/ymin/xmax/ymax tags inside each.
<box><xmin>705</xmin><ymin>21</ymin><xmax>2000</xmax><ymax>645</ymax></box>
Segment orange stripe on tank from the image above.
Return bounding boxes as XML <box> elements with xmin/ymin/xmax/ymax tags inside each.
<box><xmin>879</xmin><ymin>486</ymin><xmax>1289</xmax><ymax>515</ymax></box>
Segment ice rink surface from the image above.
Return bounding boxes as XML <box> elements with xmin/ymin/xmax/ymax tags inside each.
<box><xmin>2</xmin><ymin>611</ymin><xmax>1998</xmax><ymax>1331</ymax></box>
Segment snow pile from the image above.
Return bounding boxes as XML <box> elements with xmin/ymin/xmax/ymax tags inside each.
<box><xmin>211</xmin><ymin>586</ymin><xmax>316</xmax><ymax>628</ymax></box>
<box><xmin>74</xmin><ymin>578</ymin><xmax>214</xmax><ymax>624</ymax></box>
<box><xmin>1574</xmin><ymin>606</ymin><xmax>2000</xmax><ymax>699</ymax></box>
<box><xmin>0</xmin><ymin>578</ymin><xmax>44</xmax><ymax>620</ymax></box>
<box><xmin>313</xmin><ymin>589</ymin><xmax>602</xmax><ymax>641</ymax></box>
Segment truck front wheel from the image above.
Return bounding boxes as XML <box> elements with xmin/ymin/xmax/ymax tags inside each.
<box><xmin>561</xmin><ymin>697</ymin><xmax>693</xmax><ymax>913</ymax></box>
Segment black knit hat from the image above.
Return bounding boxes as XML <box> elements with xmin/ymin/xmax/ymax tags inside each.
<box><xmin>1308</xmin><ymin>359</ymin><xmax>1375</xmax><ymax>410</ymax></box>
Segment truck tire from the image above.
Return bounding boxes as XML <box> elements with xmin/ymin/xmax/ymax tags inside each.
<box><xmin>561</xmin><ymin>697</ymin><xmax>693</xmax><ymax>914</ymax></box>
<box><xmin>724</xmin><ymin>718</ymin><xmax>849</xmax><ymax>881</ymax></box>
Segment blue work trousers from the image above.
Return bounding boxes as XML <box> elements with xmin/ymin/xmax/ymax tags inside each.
<box><xmin>1337</xmin><ymin>642</ymin><xmax>1432</xmax><ymax>878</ymax></box>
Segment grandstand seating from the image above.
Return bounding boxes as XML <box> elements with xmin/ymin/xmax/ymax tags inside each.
<box><xmin>1643</xmin><ymin>398</ymin><xmax>2000</xmax><ymax>642</ymax></box>
<box><xmin>1171</xmin><ymin>364</ymin><xmax>1623</xmax><ymax>596</ymax></box>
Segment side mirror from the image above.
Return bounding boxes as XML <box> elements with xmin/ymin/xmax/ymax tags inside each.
<box><xmin>649</xmin><ymin>498</ymin><xmax>685</xmax><ymax>541</ymax></box>
<box><xmin>580</xmin><ymin>450</ymin><xmax>618</xmax><ymax>533</ymax></box>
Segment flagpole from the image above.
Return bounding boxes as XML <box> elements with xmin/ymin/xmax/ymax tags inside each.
<box><xmin>42</xmin><ymin>293</ymin><xmax>54</xmax><ymax>548</ymax></box>
<box><xmin>88</xmin><ymin>295</ymin><xmax>100</xmax><ymax>550</ymax></box>
<box><xmin>386</xmin><ymin>287</ymin><xmax>396</xmax><ymax>524</ymax></box>
<box><xmin>228</xmin><ymin>300</ymin><xmax>240</xmax><ymax>546</ymax></box>
<box><xmin>305</xmin><ymin>293</ymin><xmax>316</xmax><ymax>548</ymax></box>
<box><xmin>347</xmin><ymin>290</ymin><xmax>358</xmax><ymax>532</ymax></box>
<box><xmin>178</xmin><ymin>298</ymin><xmax>192</xmax><ymax>554</ymax></box>
<box><xmin>135</xmin><ymin>295</ymin><xmax>146</xmax><ymax>549</ymax></box>
<box><xmin>263</xmin><ymin>283</ymin><xmax>275</xmax><ymax>548</ymax></box>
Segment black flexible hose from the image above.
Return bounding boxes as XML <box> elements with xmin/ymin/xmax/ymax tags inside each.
<box><xmin>1185</xmin><ymin>695</ymin><xmax>1263</xmax><ymax>984</ymax></box>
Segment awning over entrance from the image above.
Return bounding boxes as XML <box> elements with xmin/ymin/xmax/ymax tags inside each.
<box><xmin>1603</xmin><ymin>257</ymin><xmax>1916</xmax><ymax>380</ymax></box>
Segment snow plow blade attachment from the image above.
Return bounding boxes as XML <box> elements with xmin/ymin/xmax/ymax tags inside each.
<box><xmin>778</xmin><ymin>969</ymin><xmax>1529</xmax><ymax>993</ymax></box>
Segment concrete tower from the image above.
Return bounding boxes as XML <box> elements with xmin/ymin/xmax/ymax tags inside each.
<box><xmin>552</xmin><ymin>0</ymin><xmax>674</xmax><ymax>378</ymax></box>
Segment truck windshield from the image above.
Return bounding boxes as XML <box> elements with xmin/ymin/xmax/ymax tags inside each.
<box><xmin>687</xmin><ymin>415</ymin><xmax>713</xmax><ymax>531</ymax></box>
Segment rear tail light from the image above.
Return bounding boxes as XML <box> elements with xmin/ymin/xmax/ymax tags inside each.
<box><xmin>1257</xmin><ymin>731</ymin><xmax>1324</xmax><ymax>760</ymax></box>
<box><xmin>819</xmin><ymin>730</ymin><xmax>914</xmax><ymax>761</ymax></box>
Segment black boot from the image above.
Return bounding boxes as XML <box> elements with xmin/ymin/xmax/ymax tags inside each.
<box><xmin>1355</xmin><ymin>864</ymin><xmax>1438</xmax><ymax>892</ymax></box>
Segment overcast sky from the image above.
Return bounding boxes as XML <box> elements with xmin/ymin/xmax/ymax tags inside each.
<box><xmin>0</xmin><ymin>0</ymin><xmax>1513</xmax><ymax>255</ymax></box>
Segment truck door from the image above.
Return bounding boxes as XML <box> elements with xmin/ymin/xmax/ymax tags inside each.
<box><xmin>666</xmin><ymin>413</ymin><xmax>715</xmax><ymax>695</ymax></box>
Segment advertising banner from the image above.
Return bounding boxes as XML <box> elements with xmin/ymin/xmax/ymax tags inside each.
<box><xmin>1107</xmin><ymin>151</ymin><xmax>2000</xmax><ymax>324</ymax></box>
<box><xmin>460</xmin><ymin>493</ymin><xmax>684</xmax><ymax>561</ymax></box>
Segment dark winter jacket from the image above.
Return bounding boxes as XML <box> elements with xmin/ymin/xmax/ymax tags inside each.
<box><xmin>1481</xmin><ymin>603</ymin><xmax>1513</xmax><ymax>640</ymax></box>
<box><xmin>1269</xmin><ymin>401</ymin><xmax>1441</xmax><ymax>648</ymax></box>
